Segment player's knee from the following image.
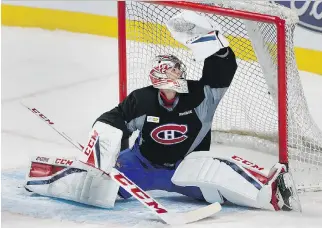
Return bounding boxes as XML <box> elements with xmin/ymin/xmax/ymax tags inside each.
<box><xmin>171</xmin><ymin>151</ymin><xmax>226</xmax><ymax>203</ymax></box>
<box><xmin>116</xmin><ymin>148</ymin><xmax>142</xmax><ymax>169</ymax></box>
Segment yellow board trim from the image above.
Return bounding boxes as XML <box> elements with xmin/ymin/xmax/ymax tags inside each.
<box><xmin>295</xmin><ymin>48</ymin><xmax>322</xmax><ymax>75</ymax></box>
<box><xmin>2</xmin><ymin>4</ymin><xmax>322</xmax><ymax>75</ymax></box>
<box><xmin>1</xmin><ymin>4</ymin><xmax>118</xmax><ymax>37</ymax></box>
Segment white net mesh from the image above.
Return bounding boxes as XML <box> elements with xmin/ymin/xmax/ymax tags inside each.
<box><xmin>123</xmin><ymin>0</ymin><xmax>322</xmax><ymax>191</ymax></box>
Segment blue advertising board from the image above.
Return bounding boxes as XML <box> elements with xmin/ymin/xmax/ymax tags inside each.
<box><xmin>274</xmin><ymin>1</ymin><xmax>322</xmax><ymax>33</ymax></box>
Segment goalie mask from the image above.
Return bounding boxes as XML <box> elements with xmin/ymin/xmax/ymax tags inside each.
<box><xmin>149</xmin><ymin>55</ymin><xmax>188</xmax><ymax>93</ymax></box>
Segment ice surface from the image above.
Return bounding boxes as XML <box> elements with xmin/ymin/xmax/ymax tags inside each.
<box><xmin>1</xmin><ymin>26</ymin><xmax>322</xmax><ymax>228</ymax></box>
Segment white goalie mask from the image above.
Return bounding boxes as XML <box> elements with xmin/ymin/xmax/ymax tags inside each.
<box><xmin>149</xmin><ymin>55</ymin><xmax>188</xmax><ymax>93</ymax></box>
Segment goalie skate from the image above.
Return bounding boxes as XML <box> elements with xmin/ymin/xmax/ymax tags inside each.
<box><xmin>276</xmin><ymin>172</ymin><xmax>302</xmax><ymax>212</ymax></box>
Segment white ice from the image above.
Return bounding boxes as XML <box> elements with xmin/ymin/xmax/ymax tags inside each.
<box><xmin>1</xmin><ymin>26</ymin><xmax>322</xmax><ymax>228</ymax></box>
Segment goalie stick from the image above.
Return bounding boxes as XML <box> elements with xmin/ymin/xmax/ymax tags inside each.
<box><xmin>21</xmin><ymin>101</ymin><xmax>221</xmax><ymax>225</ymax></box>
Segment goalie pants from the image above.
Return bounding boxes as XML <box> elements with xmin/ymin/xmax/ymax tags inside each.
<box><xmin>116</xmin><ymin>142</ymin><xmax>204</xmax><ymax>200</ymax></box>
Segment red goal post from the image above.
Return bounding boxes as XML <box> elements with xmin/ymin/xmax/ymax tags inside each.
<box><xmin>117</xmin><ymin>1</ymin><xmax>322</xmax><ymax>191</ymax></box>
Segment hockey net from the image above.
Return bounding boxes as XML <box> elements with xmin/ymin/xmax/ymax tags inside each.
<box><xmin>118</xmin><ymin>0</ymin><xmax>322</xmax><ymax>191</ymax></box>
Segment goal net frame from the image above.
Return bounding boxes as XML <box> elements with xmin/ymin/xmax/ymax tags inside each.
<box><xmin>117</xmin><ymin>0</ymin><xmax>288</xmax><ymax>164</ymax></box>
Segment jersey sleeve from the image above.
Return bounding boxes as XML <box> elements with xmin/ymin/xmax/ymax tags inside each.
<box><xmin>94</xmin><ymin>92</ymin><xmax>138</xmax><ymax>140</ymax></box>
<box><xmin>200</xmin><ymin>47</ymin><xmax>237</xmax><ymax>88</ymax></box>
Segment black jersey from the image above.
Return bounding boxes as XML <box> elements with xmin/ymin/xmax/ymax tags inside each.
<box><xmin>96</xmin><ymin>47</ymin><xmax>237</xmax><ymax>166</ymax></box>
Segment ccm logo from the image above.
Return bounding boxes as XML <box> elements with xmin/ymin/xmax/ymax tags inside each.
<box><xmin>84</xmin><ymin>130</ymin><xmax>98</xmax><ymax>156</ymax></box>
<box><xmin>36</xmin><ymin>156</ymin><xmax>49</xmax><ymax>163</ymax></box>
<box><xmin>113</xmin><ymin>173</ymin><xmax>167</xmax><ymax>214</ymax></box>
<box><xmin>232</xmin><ymin>155</ymin><xmax>264</xmax><ymax>171</ymax></box>
<box><xmin>55</xmin><ymin>158</ymin><xmax>73</xmax><ymax>166</ymax></box>
<box><xmin>30</xmin><ymin>108</ymin><xmax>54</xmax><ymax>125</ymax></box>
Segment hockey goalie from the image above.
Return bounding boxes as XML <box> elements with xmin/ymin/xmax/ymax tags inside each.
<box><xmin>25</xmin><ymin>11</ymin><xmax>301</xmax><ymax>212</ymax></box>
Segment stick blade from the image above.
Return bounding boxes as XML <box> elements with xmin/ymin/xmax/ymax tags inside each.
<box><xmin>161</xmin><ymin>202</ymin><xmax>221</xmax><ymax>225</ymax></box>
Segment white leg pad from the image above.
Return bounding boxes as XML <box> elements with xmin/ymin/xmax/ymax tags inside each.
<box><xmin>172</xmin><ymin>151</ymin><xmax>274</xmax><ymax>209</ymax></box>
<box><xmin>25</xmin><ymin>157</ymin><xmax>119</xmax><ymax>208</ymax></box>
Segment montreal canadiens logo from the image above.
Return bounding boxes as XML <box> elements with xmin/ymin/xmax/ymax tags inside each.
<box><xmin>150</xmin><ymin>124</ymin><xmax>188</xmax><ymax>145</ymax></box>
